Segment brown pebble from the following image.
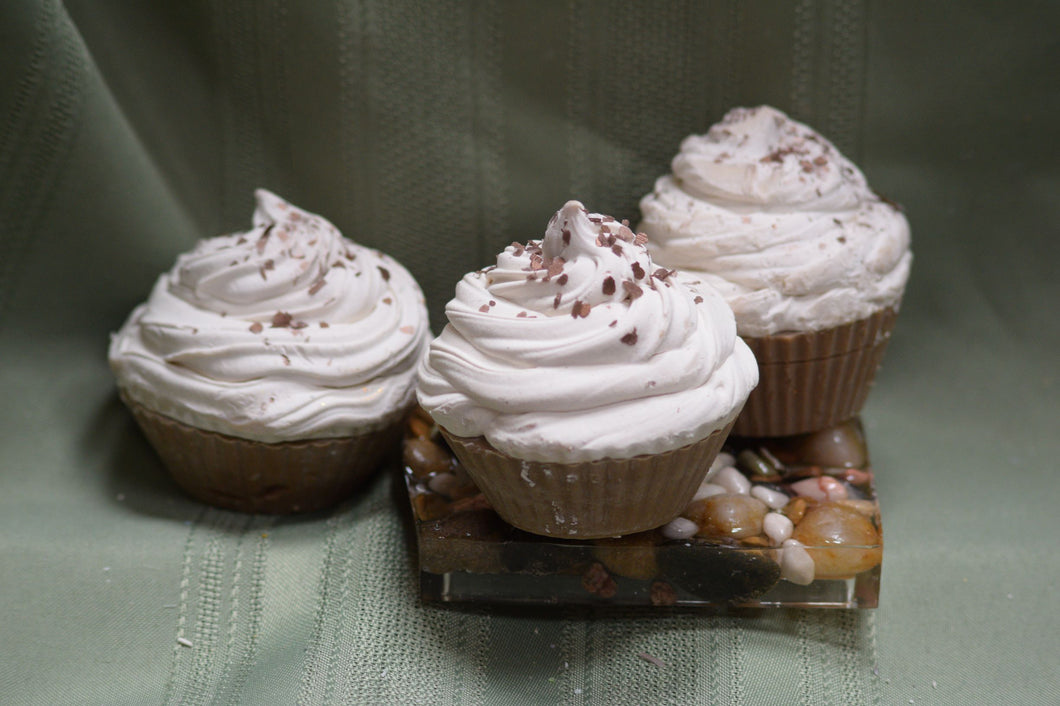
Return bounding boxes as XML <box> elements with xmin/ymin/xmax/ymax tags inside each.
<box><xmin>650</xmin><ymin>581</ymin><xmax>678</xmax><ymax>606</ymax></box>
<box><xmin>403</xmin><ymin>438</ymin><xmax>452</xmax><ymax>477</ymax></box>
<box><xmin>408</xmin><ymin>416</ymin><xmax>433</xmax><ymax>440</ymax></box>
<box><xmin>791</xmin><ymin>503</ymin><xmax>882</xmax><ymax>579</ymax></box>
<box><xmin>582</xmin><ymin>562</ymin><xmax>618</xmax><ymax>598</ymax></box>
<box><xmin>413</xmin><ymin>493</ymin><xmax>450</xmax><ymax>521</ymax></box>
<box><xmin>592</xmin><ymin>533</ymin><xmax>659</xmax><ymax>580</ymax></box>
<box><xmin>768</xmin><ymin>419</ymin><xmax>868</xmax><ymax>469</ymax></box>
<box><xmin>783</xmin><ymin>496</ymin><xmax>808</xmax><ymax>524</ymax></box>
<box><xmin>686</xmin><ymin>494</ymin><xmax>768</xmax><ymax>540</ymax></box>
<box><xmin>448</xmin><ymin>493</ymin><xmax>492</xmax><ymax>514</ymax></box>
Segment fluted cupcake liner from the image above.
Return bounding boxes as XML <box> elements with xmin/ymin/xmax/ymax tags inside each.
<box><xmin>440</xmin><ymin>421</ymin><xmax>736</xmax><ymax>539</ymax></box>
<box><xmin>733</xmin><ymin>307</ymin><xmax>898</xmax><ymax>437</ymax></box>
<box><xmin>123</xmin><ymin>396</ymin><xmax>404</xmax><ymax>514</ymax></box>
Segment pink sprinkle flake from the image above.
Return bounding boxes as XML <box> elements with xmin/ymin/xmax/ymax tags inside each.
<box><xmin>516</xmin><ymin>311</ymin><xmax>528</xmax><ymax>318</ymax></box>
<box><xmin>638</xmin><ymin>652</ymin><xmax>666</xmax><ymax>669</ymax></box>
<box><xmin>319</xmin><ymin>322</ymin><xmax>330</xmax><ymax>328</ymax></box>
<box><xmin>399</xmin><ymin>325</ymin><xmax>415</xmax><ymax>334</ymax></box>
<box><xmin>383</xmin><ymin>297</ymin><xmax>393</xmax><ymax>305</ymax></box>
<box><xmin>479</xmin><ymin>304</ymin><xmax>491</xmax><ymax>313</ymax></box>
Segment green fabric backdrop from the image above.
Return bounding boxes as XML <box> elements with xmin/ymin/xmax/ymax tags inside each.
<box><xmin>1</xmin><ymin>1</ymin><xmax>1057</xmax><ymax>703</ymax></box>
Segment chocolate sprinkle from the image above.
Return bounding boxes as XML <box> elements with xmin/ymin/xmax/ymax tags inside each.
<box><xmin>571</xmin><ymin>300</ymin><xmax>591</xmax><ymax>318</ymax></box>
<box><xmin>557</xmin><ymin>274</ymin><xmax>568</xmax><ymax>286</ymax></box>
<box><xmin>383</xmin><ymin>297</ymin><xmax>393</xmax><ymax>305</ymax></box>
<box><xmin>609</xmin><ymin>320</ymin><xmax>617</xmax><ymax>327</ymax></box>
<box><xmin>516</xmin><ymin>311</ymin><xmax>528</xmax><ymax>318</ymax></box>
<box><xmin>377</xmin><ymin>266</ymin><xmax>391</xmax><ymax>281</ymax></box>
<box><xmin>562</xmin><ymin>229</ymin><xmax>571</xmax><ymax>246</ymax></box>
<box><xmin>308</xmin><ymin>278</ymin><xmax>327</xmax><ymax>296</ymax></box>
<box><xmin>479</xmin><ymin>304</ymin><xmax>491</xmax><ymax>313</ymax></box>
<box><xmin>631</xmin><ymin>262</ymin><xmax>646</xmax><ymax>280</ymax></box>
<box><xmin>553</xmin><ymin>293</ymin><xmax>562</xmax><ymax>309</ymax></box>
<box><xmin>621</xmin><ymin>329</ymin><xmax>638</xmax><ymax>345</ymax></box>
<box><xmin>249</xmin><ymin>322</ymin><xmax>264</xmax><ymax>334</ymax></box>
<box><xmin>320</xmin><ymin>322</ymin><xmax>330</xmax><ymax>328</ymax></box>
<box><xmin>290</xmin><ymin>320</ymin><xmax>308</xmax><ymax>329</ymax></box>
<box><xmin>611</xmin><ymin>244</ymin><xmax>623</xmax><ymax>256</ymax></box>
<box><xmin>653</xmin><ymin>267</ymin><xmax>673</xmax><ymax>280</ymax></box>
<box><xmin>602</xmin><ymin>276</ymin><xmax>616</xmax><ymax>295</ymax></box>
<box><xmin>693</xmin><ymin>295</ymin><xmax>704</xmax><ymax>304</ymax></box>
<box><xmin>271</xmin><ymin>311</ymin><xmax>293</xmax><ymax>328</ymax></box>
<box><xmin>622</xmin><ymin>281</ymin><xmax>644</xmax><ymax>300</ymax></box>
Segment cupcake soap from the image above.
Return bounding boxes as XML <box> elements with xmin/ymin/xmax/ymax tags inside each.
<box><xmin>639</xmin><ymin>106</ymin><xmax>912</xmax><ymax>436</ymax></box>
<box><xmin>109</xmin><ymin>189</ymin><xmax>430</xmax><ymax>513</ymax></box>
<box><xmin>417</xmin><ymin>201</ymin><xmax>758</xmax><ymax>538</ymax></box>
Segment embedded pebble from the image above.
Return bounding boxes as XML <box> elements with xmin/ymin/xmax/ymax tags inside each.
<box><xmin>661</xmin><ymin>516</ymin><xmax>699</xmax><ymax>540</ymax></box>
<box><xmin>714</xmin><ymin>466</ymin><xmax>752</xmax><ymax>495</ymax></box>
<box><xmin>403</xmin><ymin>438</ymin><xmax>452</xmax><ymax>477</ymax></box>
<box><xmin>736</xmin><ymin>449</ymin><xmax>775</xmax><ymax>478</ymax></box>
<box><xmin>750</xmin><ymin>484</ymin><xmax>789</xmax><ymax>510</ymax></box>
<box><xmin>705</xmin><ymin>452</ymin><xmax>736</xmax><ymax>482</ymax></box>
<box><xmin>780</xmin><ymin>539</ymin><xmax>816</xmax><ymax>585</ymax></box>
<box><xmin>833</xmin><ymin>498</ymin><xmax>878</xmax><ymax>518</ymax></box>
<box><xmin>782</xmin><ymin>496</ymin><xmax>808</xmax><ymax>524</ymax></box>
<box><xmin>427</xmin><ymin>472</ymin><xmax>464</xmax><ymax>498</ymax></box>
<box><xmin>774</xmin><ymin>419</ymin><xmax>868</xmax><ymax>469</ymax></box>
<box><xmin>691</xmin><ymin>482</ymin><xmax>727</xmax><ymax>502</ymax></box>
<box><xmin>686</xmin><ymin>494</ymin><xmax>767</xmax><ymax>539</ymax></box>
<box><xmin>593</xmin><ymin>533</ymin><xmax>659</xmax><ymax>580</ymax></box>
<box><xmin>763</xmin><ymin>512</ymin><xmax>794</xmax><ymax>545</ymax></box>
<box><xmin>790</xmin><ymin>476</ymin><xmax>849</xmax><ymax>502</ymax></box>
<box><xmin>791</xmin><ymin>503</ymin><xmax>882</xmax><ymax>579</ymax></box>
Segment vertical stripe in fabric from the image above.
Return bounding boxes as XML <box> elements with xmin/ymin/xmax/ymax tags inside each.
<box><xmin>0</xmin><ymin>0</ymin><xmax>87</xmax><ymax>328</ymax></box>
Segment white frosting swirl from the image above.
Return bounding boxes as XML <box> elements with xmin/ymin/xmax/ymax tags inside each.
<box><xmin>639</xmin><ymin>106</ymin><xmax>912</xmax><ymax>336</ymax></box>
<box><xmin>109</xmin><ymin>189</ymin><xmax>430</xmax><ymax>443</ymax></box>
<box><xmin>417</xmin><ymin>201</ymin><xmax>758</xmax><ymax>463</ymax></box>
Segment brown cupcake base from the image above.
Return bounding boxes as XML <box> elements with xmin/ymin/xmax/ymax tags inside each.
<box><xmin>733</xmin><ymin>307</ymin><xmax>898</xmax><ymax>438</ymax></box>
<box><xmin>440</xmin><ymin>421</ymin><xmax>735</xmax><ymax>539</ymax></box>
<box><xmin>124</xmin><ymin>397</ymin><xmax>403</xmax><ymax>514</ymax></box>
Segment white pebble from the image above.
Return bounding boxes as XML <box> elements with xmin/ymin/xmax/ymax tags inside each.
<box><xmin>705</xmin><ymin>452</ymin><xmax>735</xmax><ymax>482</ymax></box>
<box><xmin>763</xmin><ymin>512</ymin><xmax>794</xmax><ymax>545</ymax></box>
<box><xmin>692</xmin><ymin>482</ymin><xmax>727</xmax><ymax>502</ymax></box>
<box><xmin>177</xmin><ymin>637</ymin><xmax>193</xmax><ymax>648</ymax></box>
<box><xmin>661</xmin><ymin>516</ymin><xmax>699</xmax><ymax>540</ymax></box>
<box><xmin>790</xmin><ymin>476</ymin><xmax>848</xmax><ymax>502</ymax></box>
<box><xmin>750</xmin><ymin>485</ymin><xmax>789</xmax><ymax>510</ymax></box>
<box><xmin>780</xmin><ymin>539</ymin><xmax>815</xmax><ymax>585</ymax></box>
<box><xmin>714</xmin><ymin>466</ymin><xmax>751</xmax><ymax>495</ymax></box>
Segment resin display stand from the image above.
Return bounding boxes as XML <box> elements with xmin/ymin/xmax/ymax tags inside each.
<box><xmin>402</xmin><ymin>412</ymin><xmax>881</xmax><ymax>609</ymax></box>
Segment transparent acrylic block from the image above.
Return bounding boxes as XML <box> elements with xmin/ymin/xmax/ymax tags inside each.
<box><xmin>402</xmin><ymin>412</ymin><xmax>882</xmax><ymax>609</ymax></box>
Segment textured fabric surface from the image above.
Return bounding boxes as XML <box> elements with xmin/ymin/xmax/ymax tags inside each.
<box><xmin>1</xmin><ymin>1</ymin><xmax>1057</xmax><ymax>704</ymax></box>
